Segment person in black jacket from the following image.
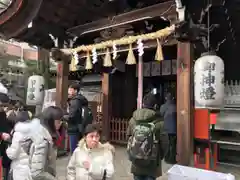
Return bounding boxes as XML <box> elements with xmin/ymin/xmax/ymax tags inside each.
<box><xmin>67</xmin><ymin>83</ymin><xmax>89</xmax><ymax>153</ymax></box>
<box><xmin>0</xmin><ymin>93</ymin><xmax>13</xmax><ymax>180</ymax></box>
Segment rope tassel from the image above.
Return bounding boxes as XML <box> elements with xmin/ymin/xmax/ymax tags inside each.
<box><xmin>103</xmin><ymin>48</ymin><xmax>112</xmax><ymax>67</ymax></box>
<box><xmin>85</xmin><ymin>51</ymin><xmax>93</xmax><ymax>70</ymax></box>
<box><xmin>70</xmin><ymin>51</ymin><xmax>78</xmax><ymax>71</ymax></box>
<box><xmin>155</xmin><ymin>39</ymin><xmax>164</xmax><ymax>61</ymax></box>
<box><xmin>126</xmin><ymin>44</ymin><xmax>136</xmax><ymax>65</ymax></box>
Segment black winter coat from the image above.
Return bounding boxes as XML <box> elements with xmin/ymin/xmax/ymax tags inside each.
<box><xmin>0</xmin><ymin>109</ymin><xmax>14</xmax><ymax>168</ymax></box>
<box><xmin>67</xmin><ymin>94</ymin><xmax>88</xmax><ymax>135</ymax></box>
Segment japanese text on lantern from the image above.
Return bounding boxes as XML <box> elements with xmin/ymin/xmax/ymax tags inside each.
<box><xmin>200</xmin><ymin>62</ymin><xmax>216</xmax><ymax>100</ymax></box>
<box><xmin>28</xmin><ymin>79</ymin><xmax>36</xmax><ymax>100</ymax></box>
<box><xmin>28</xmin><ymin>79</ymin><xmax>44</xmax><ymax>101</ymax></box>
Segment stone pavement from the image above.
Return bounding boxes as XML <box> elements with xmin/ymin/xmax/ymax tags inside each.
<box><xmin>56</xmin><ymin>146</ymin><xmax>240</xmax><ymax>180</ymax></box>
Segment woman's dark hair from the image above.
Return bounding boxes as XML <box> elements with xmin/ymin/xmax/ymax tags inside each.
<box><xmin>84</xmin><ymin>124</ymin><xmax>101</xmax><ymax>136</ymax></box>
<box><xmin>15</xmin><ymin>111</ymin><xmax>30</xmax><ymax>123</ymax></box>
<box><xmin>40</xmin><ymin>106</ymin><xmax>63</xmax><ymax>134</ymax></box>
<box><xmin>0</xmin><ymin>92</ymin><xmax>9</xmax><ymax>106</ymax></box>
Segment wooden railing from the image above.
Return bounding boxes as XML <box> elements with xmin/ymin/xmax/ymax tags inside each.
<box><xmin>93</xmin><ymin>116</ymin><xmax>129</xmax><ymax>144</ymax></box>
<box><xmin>109</xmin><ymin>117</ymin><xmax>128</xmax><ymax>144</ymax></box>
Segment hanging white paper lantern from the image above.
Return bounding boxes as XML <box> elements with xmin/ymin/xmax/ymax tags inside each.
<box><xmin>194</xmin><ymin>52</ymin><xmax>224</xmax><ymax>109</ymax></box>
<box><xmin>0</xmin><ymin>82</ymin><xmax>8</xmax><ymax>94</ymax></box>
<box><xmin>26</xmin><ymin>75</ymin><xmax>45</xmax><ymax>106</ymax></box>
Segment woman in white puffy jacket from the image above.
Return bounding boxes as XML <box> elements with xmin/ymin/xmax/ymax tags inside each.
<box><xmin>6</xmin><ymin>111</ymin><xmax>38</xmax><ymax>180</ymax></box>
<box><xmin>67</xmin><ymin>124</ymin><xmax>115</xmax><ymax>180</ymax></box>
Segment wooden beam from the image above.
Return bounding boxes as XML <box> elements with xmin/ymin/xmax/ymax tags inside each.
<box><xmin>35</xmin><ymin>48</ymin><xmax>50</xmax><ymax>114</ymax></box>
<box><xmin>0</xmin><ymin>0</ymin><xmax>23</xmax><ymax>25</ymax></box>
<box><xmin>101</xmin><ymin>73</ymin><xmax>111</xmax><ymax>141</ymax></box>
<box><xmin>78</xmin><ymin>37</ymin><xmax>177</xmax><ymax>58</ymax></box>
<box><xmin>56</xmin><ymin>59</ymin><xmax>69</xmax><ymax>110</ymax></box>
<box><xmin>30</xmin><ymin>20</ymin><xmax>66</xmax><ymax>37</ymax></box>
<box><xmin>176</xmin><ymin>42</ymin><xmax>194</xmax><ymax>165</ymax></box>
<box><xmin>210</xmin><ymin>0</ymin><xmax>225</xmax><ymax>6</ymax></box>
<box><xmin>67</xmin><ymin>1</ymin><xmax>177</xmax><ymax>36</ymax></box>
<box><xmin>38</xmin><ymin>48</ymin><xmax>50</xmax><ymax>89</ymax></box>
<box><xmin>52</xmin><ymin>45</ymin><xmax>71</xmax><ymax>110</ymax></box>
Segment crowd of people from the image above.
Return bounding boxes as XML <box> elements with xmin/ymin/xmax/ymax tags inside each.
<box><xmin>0</xmin><ymin>82</ymin><xmax>177</xmax><ymax>180</ymax></box>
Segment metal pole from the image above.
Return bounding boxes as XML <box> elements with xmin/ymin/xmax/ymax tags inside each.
<box><xmin>137</xmin><ymin>55</ymin><xmax>143</xmax><ymax>109</ymax></box>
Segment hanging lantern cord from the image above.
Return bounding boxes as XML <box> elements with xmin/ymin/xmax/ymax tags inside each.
<box><xmin>207</xmin><ymin>0</ymin><xmax>210</xmax><ymax>52</ymax></box>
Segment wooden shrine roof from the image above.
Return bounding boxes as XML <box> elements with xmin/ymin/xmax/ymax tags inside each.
<box><xmin>2</xmin><ymin>0</ymin><xmax>240</xmax><ymax>76</ymax></box>
<box><xmin>0</xmin><ymin>0</ymin><xmax>176</xmax><ymax>49</ymax></box>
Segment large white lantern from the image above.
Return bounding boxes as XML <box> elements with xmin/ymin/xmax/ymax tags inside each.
<box><xmin>194</xmin><ymin>52</ymin><xmax>224</xmax><ymax>109</ymax></box>
<box><xmin>0</xmin><ymin>82</ymin><xmax>8</xmax><ymax>94</ymax></box>
<box><xmin>26</xmin><ymin>75</ymin><xmax>45</xmax><ymax>106</ymax></box>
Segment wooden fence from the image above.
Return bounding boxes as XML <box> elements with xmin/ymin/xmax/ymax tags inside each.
<box><xmin>109</xmin><ymin>117</ymin><xmax>128</xmax><ymax>144</ymax></box>
<box><xmin>88</xmin><ymin>91</ymin><xmax>129</xmax><ymax>144</ymax></box>
<box><xmin>94</xmin><ymin>117</ymin><xmax>129</xmax><ymax>144</ymax></box>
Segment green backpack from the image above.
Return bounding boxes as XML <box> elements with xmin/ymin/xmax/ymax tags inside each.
<box><xmin>127</xmin><ymin>121</ymin><xmax>159</xmax><ymax>167</ymax></box>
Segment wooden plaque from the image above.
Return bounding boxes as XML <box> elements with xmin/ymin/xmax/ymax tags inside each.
<box><xmin>143</xmin><ymin>62</ymin><xmax>151</xmax><ymax>77</ymax></box>
<box><xmin>151</xmin><ymin>62</ymin><xmax>161</xmax><ymax>76</ymax></box>
<box><xmin>161</xmin><ymin>60</ymin><xmax>171</xmax><ymax>75</ymax></box>
<box><xmin>172</xmin><ymin>60</ymin><xmax>177</xmax><ymax>75</ymax></box>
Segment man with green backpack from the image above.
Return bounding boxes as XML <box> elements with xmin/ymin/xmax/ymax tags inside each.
<box><xmin>127</xmin><ymin>93</ymin><xmax>168</xmax><ymax>180</ymax></box>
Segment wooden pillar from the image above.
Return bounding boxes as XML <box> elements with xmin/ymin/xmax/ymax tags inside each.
<box><xmin>177</xmin><ymin>42</ymin><xmax>194</xmax><ymax>165</ymax></box>
<box><xmin>38</xmin><ymin>48</ymin><xmax>50</xmax><ymax>89</ymax></box>
<box><xmin>101</xmin><ymin>73</ymin><xmax>111</xmax><ymax>141</ymax></box>
<box><xmin>56</xmin><ymin>60</ymin><xmax>69</xmax><ymax>110</ymax></box>
<box><xmin>36</xmin><ymin>48</ymin><xmax>50</xmax><ymax>114</ymax></box>
<box><xmin>51</xmin><ymin>48</ymin><xmax>71</xmax><ymax>110</ymax></box>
